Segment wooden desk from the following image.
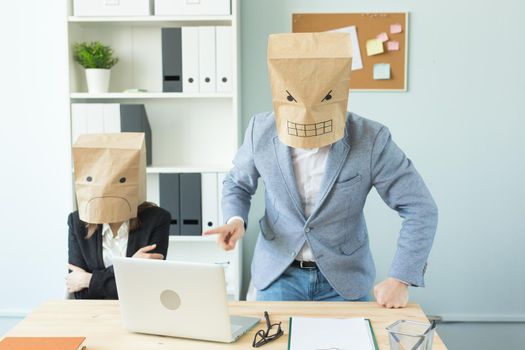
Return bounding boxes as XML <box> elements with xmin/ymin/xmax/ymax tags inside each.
<box><xmin>4</xmin><ymin>301</ymin><xmax>447</xmax><ymax>349</ymax></box>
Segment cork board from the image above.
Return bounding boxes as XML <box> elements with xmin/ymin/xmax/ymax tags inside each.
<box><xmin>292</xmin><ymin>13</ymin><xmax>409</xmax><ymax>91</ymax></box>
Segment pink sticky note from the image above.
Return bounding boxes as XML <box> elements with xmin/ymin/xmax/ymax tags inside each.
<box><xmin>377</xmin><ymin>32</ymin><xmax>389</xmax><ymax>42</ymax></box>
<box><xmin>390</xmin><ymin>23</ymin><xmax>403</xmax><ymax>34</ymax></box>
<box><xmin>387</xmin><ymin>41</ymin><xmax>400</xmax><ymax>51</ymax></box>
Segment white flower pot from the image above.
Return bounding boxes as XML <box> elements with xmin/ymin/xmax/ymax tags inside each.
<box><xmin>85</xmin><ymin>68</ymin><xmax>111</xmax><ymax>93</ymax></box>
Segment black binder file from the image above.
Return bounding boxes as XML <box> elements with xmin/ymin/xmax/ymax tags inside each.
<box><xmin>179</xmin><ymin>173</ymin><xmax>202</xmax><ymax>236</ymax></box>
<box><xmin>159</xmin><ymin>173</ymin><xmax>181</xmax><ymax>235</ymax></box>
<box><xmin>120</xmin><ymin>104</ymin><xmax>153</xmax><ymax>165</ymax></box>
<box><xmin>161</xmin><ymin>27</ymin><xmax>183</xmax><ymax>92</ymax></box>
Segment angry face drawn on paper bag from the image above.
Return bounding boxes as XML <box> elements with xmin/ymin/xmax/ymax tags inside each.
<box><xmin>72</xmin><ymin>133</ymin><xmax>147</xmax><ymax>224</ymax></box>
<box><xmin>268</xmin><ymin>32</ymin><xmax>352</xmax><ymax>148</ymax></box>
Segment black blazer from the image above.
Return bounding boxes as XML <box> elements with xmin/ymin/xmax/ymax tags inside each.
<box><xmin>68</xmin><ymin>206</ymin><xmax>171</xmax><ymax>299</ymax></box>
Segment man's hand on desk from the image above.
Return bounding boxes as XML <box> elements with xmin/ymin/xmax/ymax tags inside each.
<box><xmin>203</xmin><ymin>219</ymin><xmax>245</xmax><ymax>251</ymax></box>
<box><xmin>373</xmin><ymin>277</ymin><xmax>409</xmax><ymax>308</ymax></box>
<box><xmin>66</xmin><ymin>264</ymin><xmax>92</xmax><ymax>293</ymax></box>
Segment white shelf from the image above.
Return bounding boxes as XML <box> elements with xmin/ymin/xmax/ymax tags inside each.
<box><xmin>68</xmin><ymin>15</ymin><xmax>233</xmax><ymax>26</ymax></box>
<box><xmin>147</xmin><ymin>165</ymin><xmax>231</xmax><ymax>174</ymax></box>
<box><xmin>67</xmin><ymin>0</ymin><xmax>242</xmax><ymax>301</ymax></box>
<box><xmin>169</xmin><ymin>235</ymin><xmax>217</xmax><ymax>242</ymax></box>
<box><xmin>70</xmin><ymin>92</ymin><xmax>233</xmax><ymax>100</ymax></box>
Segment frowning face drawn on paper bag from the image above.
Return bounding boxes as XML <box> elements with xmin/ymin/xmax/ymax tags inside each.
<box><xmin>268</xmin><ymin>32</ymin><xmax>353</xmax><ymax>148</ymax></box>
<box><xmin>73</xmin><ymin>133</ymin><xmax>147</xmax><ymax>224</ymax></box>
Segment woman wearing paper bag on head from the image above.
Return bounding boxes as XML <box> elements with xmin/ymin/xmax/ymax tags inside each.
<box><xmin>66</xmin><ymin>133</ymin><xmax>171</xmax><ymax>300</ymax></box>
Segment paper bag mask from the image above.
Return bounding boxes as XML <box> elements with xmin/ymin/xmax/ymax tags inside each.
<box><xmin>268</xmin><ymin>32</ymin><xmax>353</xmax><ymax>148</ymax></box>
<box><xmin>73</xmin><ymin>133</ymin><xmax>147</xmax><ymax>224</ymax></box>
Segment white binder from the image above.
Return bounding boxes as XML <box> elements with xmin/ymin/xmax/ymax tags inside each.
<box><xmin>201</xmin><ymin>172</ymin><xmax>219</xmax><ymax>232</ymax></box>
<box><xmin>217</xmin><ymin>172</ymin><xmax>227</xmax><ymax>225</ymax></box>
<box><xmin>198</xmin><ymin>26</ymin><xmax>217</xmax><ymax>93</ymax></box>
<box><xmin>182</xmin><ymin>27</ymin><xmax>200</xmax><ymax>93</ymax></box>
<box><xmin>71</xmin><ymin>104</ymin><xmax>88</xmax><ymax>144</ymax></box>
<box><xmin>72</xmin><ymin>104</ymin><xmax>122</xmax><ymax>144</ymax></box>
<box><xmin>86</xmin><ymin>104</ymin><xmax>105</xmax><ymax>134</ymax></box>
<box><xmin>215</xmin><ymin>26</ymin><xmax>233</xmax><ymax>93</ymax></box>
<box><xmin>102</xmin><ymin>104</ymin><xmax>121</xmax><ymax>132</ymax></box>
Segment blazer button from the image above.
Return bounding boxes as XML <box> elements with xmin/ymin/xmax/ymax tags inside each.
<box><xmin>304</xmin><ymin>227</ymin><xmax>311</xmax><ymax>233</ymax></box>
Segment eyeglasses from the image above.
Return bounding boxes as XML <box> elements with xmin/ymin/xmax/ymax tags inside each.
<box><xmin>252</xmin><ymin>311</ymin><xmax>283</xmax><ymax>348</ymax></box>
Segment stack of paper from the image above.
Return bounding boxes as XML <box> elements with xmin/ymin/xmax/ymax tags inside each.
<box><xmin>288</xmin><ymin>317</ymin><xmax>377</xmax><ymax>350</ymax></box>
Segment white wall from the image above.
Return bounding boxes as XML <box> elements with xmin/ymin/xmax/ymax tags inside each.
<box><xmin>0</xmin><ymin>0</ymin><xmax>71</xmax><ymax>330</ymax></box>
<box><xmin>240</xmin><ymin>0</ymin><xmax>525</xmax><ymax>348</ymax></box>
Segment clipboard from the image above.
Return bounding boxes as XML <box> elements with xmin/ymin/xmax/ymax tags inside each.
<box><xmin>287</xmin><ymin>317</ymin><xmax>379</xmax><ymax>350</ymax></box>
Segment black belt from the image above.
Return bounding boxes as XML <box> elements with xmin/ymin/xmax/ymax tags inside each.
<box><xmin>291</xmin><ymin>260</ymin><xmax>318</xmax><ymax>269</ymax></box>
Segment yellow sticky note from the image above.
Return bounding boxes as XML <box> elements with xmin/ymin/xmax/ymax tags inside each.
<box><xmin>366</xmin><ymin>39</ymin><xmax>384</xmax><ymax>56</ymax></box>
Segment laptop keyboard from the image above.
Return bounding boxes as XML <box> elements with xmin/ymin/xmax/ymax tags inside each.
<box><xmin>231</xmin><ymin>324</ymin><xmax>243</xmax><ymax>333</ymax></box>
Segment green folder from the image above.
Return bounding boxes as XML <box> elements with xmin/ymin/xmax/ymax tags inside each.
<box><xmin>288</xmin><ymin>317</ymin><xmax>379</xmax><ymax>350</ymax></box>
<box><xmin>366</xmin><ymin>319</ymin><xmax>380</xmax><ymax>350</ymax></box>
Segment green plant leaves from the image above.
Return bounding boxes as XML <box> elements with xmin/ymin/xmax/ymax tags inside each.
<box><xmin>73</xmin><ymin>41</ymin><xmax>119</xmax><ymax>69</ymax></box>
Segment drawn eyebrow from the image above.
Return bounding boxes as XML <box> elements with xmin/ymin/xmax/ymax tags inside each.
<box><xmin>286</xmin><ymin>90</ymin><xmax>298</xmax><ymax>103</ymax></box>
<box><xmin>321</xmin><ymin>90</ymin><xmax>333</xmax><ymax>102</ymax></box>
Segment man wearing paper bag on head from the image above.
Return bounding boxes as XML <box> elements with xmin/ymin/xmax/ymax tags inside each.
<box><xmin>205</xmin><ymin>33</ymin><xmax>438</xmax><ymax>307</ymax></box>
<box><xmin>67</xmin><ymin>133</ymin><xmax>171</xmax><ymax>299</ymax></box>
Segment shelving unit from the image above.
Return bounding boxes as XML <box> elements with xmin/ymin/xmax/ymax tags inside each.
<box><xmin>66</xmin><ymin>0</ymin><xmax>242</xmax><ymax>300</ymax></box>
<box><xmin>70</xmin><ymin>92</ymin><xmax>234</xmax><ymax>100</ymax></box>
<box><xmin>146</xmin><ymin>165</ymin><xmax>232</xmax><ymax>173</ymax></box>
<box><xmin>68</xmin><ymin>15</ymin><xmax>233</xmax><ymax>26</ymax></box>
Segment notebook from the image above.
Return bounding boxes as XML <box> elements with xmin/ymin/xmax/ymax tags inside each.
<box><xmin>288</xmin><ymin>317</ymin><xmax>378</xmax><ymax>350</ymax></box>
<box><xmin>0</xmin><ymin>337</ymin><xmax>86</xmax><ymax>350</ymax></box>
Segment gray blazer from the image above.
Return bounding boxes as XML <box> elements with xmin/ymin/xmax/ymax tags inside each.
<box><xmin>222</xmin><ymin>112</ymin><xmax>438</xmax><ymax>299</ymax></box>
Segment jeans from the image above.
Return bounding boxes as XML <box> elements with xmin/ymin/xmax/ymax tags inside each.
<box><xmin>256</xmin><ymin>265</ymin><xmax>372</xmax><ymax>301</ymax></box>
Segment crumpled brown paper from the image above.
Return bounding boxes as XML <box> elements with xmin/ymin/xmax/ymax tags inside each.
<box><xmin>72</xmin><ymin>133</ymin><xmax>146</xmax><ymax>224</ymax></box>
<box><xmin>268</xmin><ymin>32</ymin><xmax>353</xmax><ymax>148</ymax></box>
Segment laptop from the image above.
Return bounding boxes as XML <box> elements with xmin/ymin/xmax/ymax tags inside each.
<box><xmin>113</xmin><ymin>258</ymin><xmax>260</xmax><ymax>343</ymax></box>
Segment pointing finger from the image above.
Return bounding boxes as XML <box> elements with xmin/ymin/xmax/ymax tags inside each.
<box><xmin>203</xmin><ymin>226</ymin><xmax>230</xmax><ymax>236</ymax></box>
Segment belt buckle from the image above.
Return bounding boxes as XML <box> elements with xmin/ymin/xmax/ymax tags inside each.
<box><xmin>299</xmin><ymin>261</ymin><xmax>313</xmax><ymax>269</ymax></box>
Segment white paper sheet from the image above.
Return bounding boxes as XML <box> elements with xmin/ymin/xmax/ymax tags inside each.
<box><xmin>330</xmin><ymin>26</ymin><xmax>364</xmax><ymax>71</ymax></box>
<box><xmin>288</xmin><ymin>317</ymin><xmax>376</xmax><ymax>350</ymax></box>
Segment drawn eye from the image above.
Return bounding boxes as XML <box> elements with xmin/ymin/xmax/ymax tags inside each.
<box><xmin>119</xmin><ymin>177</ymin><xmax>126</xmax><ymax>183</ymax></box>
<box><xmin>286</xmin><ymin>90</ymin><xmax>298</xmax><ymax>103</ymax></box>
<box><xmin>86</xmin><ymin>176</ymin><xmax>93</xmax><ymax>182</ymax></box>
<box><xmin>321</xmin><ymin>90</ymin><xmax>333</xmax><ymax>102</ymax></box>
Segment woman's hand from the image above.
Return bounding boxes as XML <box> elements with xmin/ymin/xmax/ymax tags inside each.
<box><xmin>132</xmin><ymin>244</ymin><xmax>164</xmax><ymax>260</ymax></box>
<box><xmin>66</xmin><ymin>264</ymin><xmax>92</xmax><ymax>293</ymax></box>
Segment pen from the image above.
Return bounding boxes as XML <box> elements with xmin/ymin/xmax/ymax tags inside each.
<box><xmin>264</xmin><ymin>311</ymin><xmax>271</xmax><ymax>330</ymax></box>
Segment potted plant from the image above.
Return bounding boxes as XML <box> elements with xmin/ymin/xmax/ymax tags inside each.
<box><xmin>73</xmin><ymin>41</ymin><xmax>119</xmax><ymax>93</ymax></box>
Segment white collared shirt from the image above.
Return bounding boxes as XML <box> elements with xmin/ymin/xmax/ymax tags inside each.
<box><xmin>291</xmin><ymin>146</ymin><xmax>330</xmax><ymax>261</ymax></box>
<box><xmin>228</xmin><ymin>145</ymin><xmax>330</xmax><ymax>261</ymax></box>
<box><xmin>101</xmin><ymin>221</ymin><xmax>129</xmax><ymax>268</ymax></box>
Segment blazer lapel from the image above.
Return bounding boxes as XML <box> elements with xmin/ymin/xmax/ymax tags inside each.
<box><xmin>126</xmin><ymin>225</ymin><xmax>139</xmax><ymax>257</ymax></box>
<box><xmin>273</xmin><ymin>137</ymin><xmax>306</xmax><ymax>221</ymax></box>
<box><xmin>309</xmin><ymin>133</ymin><xmax>351</xmax><ymax>220</ymax></box>
<box><xmin>94</xmin><ymin>226</ymin><xmax>104</xmax><ymax>268</ymax></box>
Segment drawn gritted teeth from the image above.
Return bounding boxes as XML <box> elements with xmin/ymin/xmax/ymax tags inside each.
<box><xmin>287</xmin><ymin>119</ymin><xmax>333</xmax><ymax>137</ymax></box>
